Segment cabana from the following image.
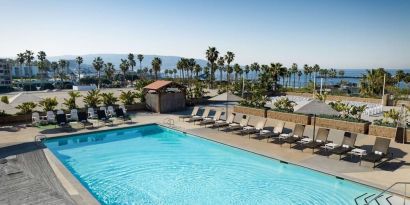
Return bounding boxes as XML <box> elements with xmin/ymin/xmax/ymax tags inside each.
<box><xmin>143</xmin><ymin>80</ymin><xmax>186</xmax><ymax>113</ymax></box>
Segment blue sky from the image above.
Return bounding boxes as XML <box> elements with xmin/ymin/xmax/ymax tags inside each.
<box><xmin>1</xmin><ymin>0</ymin><xmax>409</xmax><ymax>68</ymax></box>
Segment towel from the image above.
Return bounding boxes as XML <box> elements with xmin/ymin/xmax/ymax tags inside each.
<box><xmin>342</xmin><ymin>144</ymin><xmax>349</xmax><ymax>148</ymax></box>
<box><xmin>243</xmin><ymin>126</ymin><xmax>254</xmax><ymax>130</ymax></box>
<box><xmin>375</xmin><ymin>151</ymin><xmax>383</xmax><ymax>155</ymax></box>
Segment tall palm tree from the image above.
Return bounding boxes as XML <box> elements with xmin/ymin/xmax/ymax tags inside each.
<box><xmin>188</xmin><ymin>58</ymin><xmax>196</xmax><ymax>83</ymax></box>
<box><xmin>312</xmin><ymin>64</ymin><xmax>320</xmax><ymax>83</ymax></box>
<box><xmin>194</xmin><ymin>64</ymin><xmax>201</xmax><ymax>79</ymax></box>
<box><xmin>360</xmin><ymin>68</ymin><xmax>389</xmax><ymax>97</ymax></box>
<box><xmin>173</xmin><ymin>68</ymin><xmax>178</xmax><ymax>79</ymax></box>
<box><xmin>104</xmin><ymin>62</ymin><xmax>115</xmax><ymax>85</ymax></box>
<box><xmin>92</xmin><ymin>57</ymin><xmax>104</xmax><ymax>88</ymax></box>
<box><xmin>16</xmin><ymin>53</ymin><xmax>25</xmax><ymax>87</ymax></box>
<box><xmin>205</xmin><ymin>47</ymin><xmax>219</xmax><ymax>88</ymax></box>
<box><xmin>76</xmin><ymin>56</ymin><xmax>83</xmax><ymax>84</ymax></box>
<box><xmin>151</xmin><ymin>57</ymin><xmax>162</xmax><ymax>80</ymax></box>
<box><xmin>128</xmin><ymin>53</ymin><xmax>136</xmax><ymax>85</ymax></box>
<box><xmin>297</xmin><ymin>70</ymin><xmax>302</xmax><ymax>88</ymax></box>
<box><xmin>177</xmin><ymin>58</ymin><xmax>186</xmax><ymax>81</ymax></box>
<box><xmin>244</xmin><ymin>65</ymin><xmax>250</xmax><ymax>80</ymax></box>
<box><xmin>250</xmin><ymin>62</ymin><xmax>260</xmax><ymax>80</ymax></box>
<box><xmin>120</xmin><ymin>59</ymin><xmax>129</xmax><ymax>86</ymax></box>
<box><xmin>224</xmin><ymin>51</ymin><xmax>234</xmax><ymax>83</ymax></box>
<box><xmin>50</xmin><ymin>62</ymin><xmax>58</xmax><ymax>83</ymax></box>
<box><xmin>58</xmin><ymin>60</ymin><xmax>67</xmax><ymax>88</ymax></box>
<box><xmin>395</xmin><ymin>69</ymin><xmax>406</xmax><ymax>84</ymax></box>
<box><xmin>24</xmin><ymin>50</ymin><xmax>34</xmax><ymax>91</ymax></box>
<box><xmin>290</xmin><ymin>63</ymin><xmax>298</xmax><ymax>88</ymax></box>
<box><xmin>137</xmin><ymin>54</ymin><xmax>144</xmax><ymax>71</ymax></box>
<box><xmin>233</xmin><ymin>63</ymin><xmax>241</xmax><ymax>82</ymax></box>
<box><xmin>217</xmin><ymin>56</ymin><xmax>225</xmax><ymax>82</ymax></box>
<box><xmin>37</xmin><ymin>51</ymin><xmax>47</xmax><ymax>89</ymax></box>
<box><xmin>303</xmin><ymin>64</ymin><xmax>310</xmax><ymax>85</ymax></box>
<box><xmin>270</xmin><ymin>63</ymin><xmax>284</xmax><ymax>90</ymax></box>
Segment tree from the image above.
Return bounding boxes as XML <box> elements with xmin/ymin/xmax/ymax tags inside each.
<box><xmin>151</xmin><ymin>57</ymin><xmax>162</xmax><ymax>80</ymax></box>
<box><xmin>297</xmin><ymin>70</ymin><xmax>302</xmax><ymax>88</ymax></box>
<box><xmin>100</xmin><ymin>92</ymin><xmax>118</xmax><ymax>106</ymax></box>
<box><xmin>250</xmin><ymin>62</ymin><xmax>260</xmax><ymax>80</ymax></box>
<box><xmin>128</xmin><ymin>53</ymin><xmax>136</xmax><ymax>85</ymax></box>
<box><xmin>120</xmin><ymin>59</ymin><xmax>130</xmax><ymax>86</ymax></box>
<box><xmin>233</xmin><ymin>63</ymin><xmax>241</xmax><ymax>82</ymax></box>
<box><xmin>137</xmin><ymin>54</ymin><xmax>144</xmax><ymax>71</ymax></box>
<box><xmin>177</xmin><ymin>58</ymin><xmax>186</xmax><ymax>81</ymax></box>
<box><xmin>303</xmin><ymin>64</ymin><xmax>310</xmax><ymax>84</ymax></box>
<box><xmin>63</xmin><ymin>91</ymin><xmax>82</xmax><ymax>110</ymax></box>
<box><xmin>15</xmin><ymin>102</ymin><xmax>37</xmax><ymax>114</ymax></box>
<box><xmin>39</xmin><ymin>97</ymin><xmax>58</xmax><ymax>112</ymax></box>
<box><xmin>217</xmin><ymin>56</ymin><xmax>225</xmax><ymax>82</ymax></box>
<box><xmin>58</xmin><ymin>60</ymin><xmax>67</xmax><ymax>88</ymax></box>
<box><xmin>395</xmin><ymin>69</ymin><xmax>406</xmax><ymax>84</ymax></box>
<box><xmin>37</xmin><ymin>51</ymin><xmax>47</xmax><ymax>88</ymax></box>
<box><xmin>194</xmin><ymin>64</ymin><xmax>201</xmax><ymax>79</ymax></box>
<box><xmin>50</xmin><ymin>62</ymin><xmax>58</xmax><ymax>83</ymax></box>
<box><xmin>290</xmin><ymin>63</ymin><xmax>298</xmax><ymax>88</ymax></box>
<box><xmin>205</xmin><ymin>47</ymin><xmax>219</xmax><ymax>88</ymax></box>
<box><xmin>119</xmin><ymin>90</ymin><xmax>137</xmax><ymax>105</ymax></box>
<box><xmin>224</xmin><ymin>51</ymin><xmax>234</xmax><ymax>83</ymax></box>
<box><xmin>104</xmin><ymin>63</ymin><xmax>115</xmax><ymax>85</ymax></box>
<box><xmin>244</xmin><ymin>65</ymin><xmax>250</xmax><ymax>80</ymax></box>
<box><xmin>83</xmin><ymin>89</ymin><xmax>101</xmax><ymax>108</ymax></box>
<box><xmin>92</xmin><ymin>57</ymin><xmax>104</xmax><ymax>88</ymax></box>
<box><xmin>360</xmin><ymin>68</ymin><xmax>391</xmax><ymax>97</ymax></box>
<box><xmin>24</xmin><ymin>50</ymin><xmax>34</xmax><ymax>91</ymax></box>
<box><xmin>76</xmin><ymin>56</ymin><xmax>83</xmax><ymax>84</ymax></box>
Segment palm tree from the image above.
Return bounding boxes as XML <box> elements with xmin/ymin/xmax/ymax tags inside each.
<box><xmin>37</xmin><ymin>51</ymin><xmax>47</xmax><ymax>88</ymax></box>
<box><xmin>128</xmin><ymin>53</ymin><xmax>136</xmax><ymax>85</ymax></box>
<box><xmin>233</xmin><ymin>63</ymin><xmax>241</xmax><ymax>82</ymax></box>
<box><xmin>104</xmin><ymin>62</ymin><xmax>115</xmax><ymax>85</ymax></box>
<box><xmin>24</xmin><ymin>50</ymin><xmax>34</xmax><ymax>91</ymax></box>
<box><xmin>217</xmin><ymin>56</ymin><xmax>225</xmax><ymax>82</ymax></box>
<box><xmin>303</xmin><ymin>64</ymin><xmax>310</xmax><ymax>85</ymax></box>
<box><xmin>290</xmin><ymin>63</ymin><xmax>298</xmax><ymax>88</ymax></box>
<box><xmin>76</xmin><ymin>56</ymin><xmax>83</xmax><ymax>84</ymax></box>
<box><xmin>16</xmin><ymin>53</ymin><xmax>25</xmax><ymax>88</ymax></box>
<box><xmin>205</xmin><ymin>47</ymin><xmax>219</xmax><ymax>88</ymax></box>
<box><xmin>312</xmin><ymin>64</ymin><xmax>320</xmax><ymax>83</ymax></box>
<box><xmin>137</xmin><ymin>54</ymin><xmax>144</xmax><ymax>71</ymax></box>
<box><xmin>50</xmin><ymin>62</ymin><xmax>58</xmax><ymax>83</ymax></box>
<box><xmin>120</xmin><ymin>59</ymin><xmax>129</xmax><ymax>86</ymax></box>
<box><xmin>149</xmin><ymin>68</ymin><xmax>153</xmax><ymax>78</ymax></box>
<box><xmin>360</xmin><ymin>68</ymin><xmax>389</xmax><ymax>97</ymax></box>
<box><xmin>92</xmin><ymin>57</ymin><xmax>104</xmax><ymax>88</ymax></box>
<box><xmin>177</xmin><ymin>58</ymin><xmax>186</xmax><ymax>81</ymax></box>
<box><xmin>270</xmin><ymin>63</ymin><xmax>284</xmax><ymax>90</ymax></box>
<box><xmin>297</xmin><ymin>70</ymin><xmax>302</xmax><ymax>88</ymax></box>
<box><xmin>151</xmin><ymin>57</ymin><xmax>162</xmax><ymax>80</ymax></box>
<box><xmin>188</xmin><ymin>58</ymin><xmax>196</xmax><ymax>84</ymax></box>
<box><xmin>244</xmin><ymin>65</ymin><xmax>250</xmax><ymax>80</ymax></box>
<box><xmin>58</xmin><ymin>60</ymin><xmax>67</xmax><ymax>88</ymax></box>
<box><xmin>194</xmin><ymin>64</ymin><xmax>201</xmax><ymax>79</ymax></box>
<box><xmin>224</xmin><ymin>51</ymin><xmax>234</xmax><ymax>83</ymax></box>
<box><xmin>173</xmin><ymin>68</ymin><xmax>178</xmax><ymax>79</ymax></box>
<box><xmin>395</xmin><ymin>69</ymin><xmax>406</xmax><ymax>84</ymax></box>
<box><xmin>250</xmin><ymin>62</ymin><xmax>260</xmax><ymax>80</ymax></box>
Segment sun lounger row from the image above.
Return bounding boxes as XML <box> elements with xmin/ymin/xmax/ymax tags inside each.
<box><xmin>180</xmin><ymin>107</ymin><xmax>393</xmax><ymax>168</ymax></box>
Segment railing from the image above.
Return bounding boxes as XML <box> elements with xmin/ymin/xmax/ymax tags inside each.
<box><xmin>34</xmin><ymin>134</ymin><xmax>47</xmax><ymax>145</ymax></box>
<box><xmin>365</xmin><ymin>182</ymin><xmax>410</xmax><ymax>205</ymax></box>
<box><xmin>162</xmin><ymin>118</ymin><xmax>175</xmax><ymax>126</ymax></box>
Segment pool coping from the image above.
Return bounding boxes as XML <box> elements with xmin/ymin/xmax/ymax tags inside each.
<box><xmin>41</xmin><ymin>122</ymin><xmax>403</xmax><ymax>203</ymax></box>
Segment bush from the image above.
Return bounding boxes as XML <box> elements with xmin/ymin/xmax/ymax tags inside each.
<box><xmin>83</xmin><ymin>90</ymin><xmax>101</xmax><ymax>108</ymax></box>
<box><xmin>317</xmin><ymin>114</ymin><xmax>368</xmax><ymax>123</ymax></box>
<box><xmin>119</xmin><ymin>91</ymin><xmax>137</xmax><ymax>105</ymax></box>
<box><xmin>15</xmin><ymin>102</ymin><xmax>37</xmax><ymax>114</ymax></box>
<box><xmin>373</xmin><ymin>119</ymin><xmax>396</xmax><ymax>128</ymax></box>
<box><xmin>100</xmin><ymin>92</ymin><xmax>118</xmax><ymax>106</ymax></box>
<box><xmin>272</xmin><ymin>97</ymin><xmax>296</xmax><ymax>112</ymax></box>
<box><xmin>63</xmin><ymin>91</ymin><xmax>82</xmax><ymax>110</ymax></box>
<box><xmin>1</xmin><ymin>96</ymin><xmax>9</xmax><ymax>104</ymax></box>
<box><xmin>39</xmin><ymin>97</ymin><xmax>58</xmax><ymax>112</ymax></box>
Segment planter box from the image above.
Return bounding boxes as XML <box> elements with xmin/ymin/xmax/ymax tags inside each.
<box><xmin>315</xmin><ymin>117</ymin><xmax>370</xmax><ymax>134</ymax></box>
<box><xmin>266</xmin><ymin>110</ymin><xmax>311</xmax><ymax>125</ymax></box>
<box><xmin>0</xmin><ymin>114</ymin><xmax>31</xmax><ymax>125</ymax></box>
<box><xmin>369</xmin><ymin>125</ymin><xmax>397</xmax><ymax>139</ymax></box>
<box><xmin>125</xmin><ymin>103</ymin><xmax>146</xmax><ymax>111</ymax></box>
<box><xmin>233</xmin><ymin>106</ymin><xmax>266</xmax><ymax>117</ymax></box>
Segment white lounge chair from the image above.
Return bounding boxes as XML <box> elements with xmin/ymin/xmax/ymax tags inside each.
<box><xmin>88</xmin><ymin>108</ymin><xmax>97</xmax><ymax>119</ymax></box>
<box><xmin>69</xmin><ymin>109</ymin><xmax>78</xmax><ymax>121</ymax></box>
<box><xmin>107</xmin><ymin>106</ymin><xmax>115</xmax><ymax>117</ymax></box>
<box><xmin>46</xmin><ymin>111</ymin><xmax>56</xmax><ymax>124</ymax></box>
<box><xmin>224</xmin><ymin>116</ymin><xmax>249</xmax><ymax>132</ymax></box>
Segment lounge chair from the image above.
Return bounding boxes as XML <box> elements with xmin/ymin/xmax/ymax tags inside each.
<box><xmin>56</xmin><ymin>114</ymin><xmax>70</xmax><ymax>128</ymax></box>
<box><xmin>88</xmin><ymin>108</ymin><xmax>97</xmax><ymax>119</ymax></box>
<box><xmin>300</xmin><ymin>128</ymin><xmax>330</xmax><ymax>153</ymax></box>
<box><xmin>68</xmin><ymin>109</ymin><xmax>78</xmax><ymax>121</ymax></box>
<box><xmin>32</xmin><ymin>112</ymin><xmax>42</xmax><ymax>126</ymax></box>
<box><xmin>325</xmin><ymin>132</ymin><xmax>357</xmax><ymax>160</ymax></box>
<box><xmin>187</xmin><ymin>107</ymin><xmax>210</xmax><ymax>123</ymax></box>
<box><xmin>211</xmin><ymin>113</ymin><xmax>236</xmax><ymax>130</ymax></box>
<box><xmin>257</xmin><ymin>121</ymin><xmax>285</xmax><ymax>142</ymax></box>
<box><xmin>46</xmin><ymin>111</ymin><xmax>56</xmax><ymax>124</ymax></box>
<box><xmin>56</xmin><ymin>110</ymin><xmax>64</xmax><ymax>115</ymax></box>
<box><xmin>114</xmin><ymin>108</ymin><xmax>131</xmax><ymax>123</ymax></box>
<box><xmin>223</xmin><ymin>115</ymin><xmax>249</xmax><ymax>132</ymax></box>
<box><xmin>107</xmin><ymin>106</ymin><xmax>115</xmax><ymax>117</ymax></box>
<box><xmin>97</xmin><ymin>110</ymin><xmax>113</xmax><ymax>126</ymax></box>
<box><xmin>199</xmin><ymin>110</ymin><xmax>222</xmax><ymax>127</ymax></box>
<box><xmin>360</xmin><ymin>137</ymin><xmax>392</xmax><ymax>168</ymax></box>
<box><xmin>238</xmin><ymin>118</ymin><xmax>267</xmax><ymax>138</ymax></box>
<box><xmin>77</xmin><ymin>112</ymin><xmax>93</xmax><ymax>128</ymax></box>
<box><xmin>279</xmin><ymin>124</ymin><xmax>305</xmax><ymax>148</ymax></box>
<box><xmin>119</xmin><ymin>105</ymin><xmax>127</xmax><ymax>114</ymax></box>
<box><xmin>100</xmin><ymin>106</ymin><xmax>107</xmax><ymax>115</ymax></box>
<box><xmin>179</xmin><ymin>106</ymin><xmax>200</xmax><ymax>121</ymax></box>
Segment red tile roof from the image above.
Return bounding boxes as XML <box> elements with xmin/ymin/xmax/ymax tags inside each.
<box><xmin>143</xmin><ymin>80</ymin><xmax>173</xmax><ymax>90</ymax></box>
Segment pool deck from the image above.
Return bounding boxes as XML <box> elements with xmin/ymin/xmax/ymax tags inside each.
<box><xmin>0</xmin><ymin>111</ymin><xmax>410</xmax><ymax>204</ymax></box>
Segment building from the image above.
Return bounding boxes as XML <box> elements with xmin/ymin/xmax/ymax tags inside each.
<box><xmin>11</xmin><ymin>65</ymin><xmax>39</xmax><ymax>78</ymax></box>
<box><xmin>143</xmin><ymin>80</ymin><xmax>186</xmax><ymax>113</ymax></box>
<box><xmin>0</xmin><ymin>59</ymin><xmax>12</xmax><ymax>88</ymax></box>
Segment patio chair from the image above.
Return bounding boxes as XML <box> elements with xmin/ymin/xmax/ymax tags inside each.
<box><xmin>88</xmin><ymin>108</ymin><xmax>97</xmax><ymax>119</ymax></box>
<box><xmin>223</xmin><ymin>115</ymin><xmax>249</xmax><ymax>132</ymax></box>
<box><xmin>179</xmin><ymin>106</ymin><xmax>200</xmax><ymax>121</ymax></box>
<box><xmin>77</xmin><ymin>112</ymin><xmax>93</xmax><ymax>128</ymax></box>
<box><xmin>69</xmin><ymin>109</ymin><xmax>78</xmax><ymax>121</ymax></box>
<box><xmin>300</xmin><ymin>128</ymin><xmax>330</xmax><ymax>153</ymax></box>
<box><xmin>56</xmin><ymin>114</ymin><xmax>70</xmax><ymax>128</ymax></box>
<box><xmin>32</xmin><ymin>112</ymin><xmax>42</xmax><ymax>126</ymax></box>
<box><xmin>360</xmin><ymin>137</ymin><xmax>392</xmax><ymax>168</ymax></box>
<box><xmin>238</xmin><ymin>118</ymin><xmax>267</xmax><ymax>138</ymax></box>
<box><xmin>46</xmin><ymin>111</ymin><xmax>56</xmax><ymax>124</ymax></box>
<box><xmin>114</xmin><ymin>108</ymin><xmax>131</xmax><ymax>123</ymax></box>
<box><xmin>262</xmin><ymin>121</ymin><xmax>285</xmax><ymax>142</ymax></box>
<box><xmin>187</xmin><ymin>107</ymin><xmax>210</xmax><ymax>123</ymax></box>
<box><xmin>56</xmin><ymin>110</ymin><xmax>64</xmax><ymax>115</ymax></box>
<box><xmin>97</xmin><ymin>109</ymin><xmax>113</xmax><ymax>126</ymax></box>
<box><xmin>199</xmin><ymin>110</ymin><xmax>222</xmax><ymax>127</ymax></box>
<box><xmin>119</xmin><ymin>105</ymin><xmax>127</xmax><ymax>114</ymax></box>
<box><xmin>211</xmin><ymin>113</ymin><xmax>236</xmax><ymax>130</ymax></box>
<box><xmin>279</xmin><ymin>124</ymin><xmax>305</xmax><ymax>148</ymax></box>
<box><xmin>107</xmin><ymin>106</ymin><xmax>115</xmax><ymax>117</ymax></box>
<box><xmin>100</xmin><ymin>106</ymin><xmax>107</xmax><ymax>114</ymax></box>
<box><xmin>326</xmin><ymin>132</ymin><xmax>357</xmax><ymax>160</ymax></box>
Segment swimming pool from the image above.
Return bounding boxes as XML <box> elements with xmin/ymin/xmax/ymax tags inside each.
<box><xmin>45</xmin><ymin>124</ymin><xmax>378</xmax><ymax>205</ymax></box>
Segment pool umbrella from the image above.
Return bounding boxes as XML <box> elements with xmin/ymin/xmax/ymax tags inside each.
<box><xmin>295</xmin><ymin>100</ymin><xmax>340</xmax><ymax>140</ymax></box>
<box><xmin>208</xmin><ymin>92</ymin><xmax>243</xmax><ymax>120</ymax></box>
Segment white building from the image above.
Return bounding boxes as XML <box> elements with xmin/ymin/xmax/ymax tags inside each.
<box><xmin>12</xmin><ymin>65</ymin><xmax>39</xmax><ymax>78</ymax></box>
<box><xmin>0</xmin><ymin>59</ymin><xmax>12</xmax><ymax>87</ymax></box>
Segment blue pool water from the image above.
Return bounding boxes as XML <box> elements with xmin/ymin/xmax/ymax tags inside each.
<box><xmin>45</xmin><ymin>124</ymin><xmax>377</xmax><ymax>205</ymax></box>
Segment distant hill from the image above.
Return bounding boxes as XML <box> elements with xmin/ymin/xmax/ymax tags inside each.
<box><xmin>47</xmin><ymin>54</ymin><xmax>208</xmax><ymax>71</ymax></box>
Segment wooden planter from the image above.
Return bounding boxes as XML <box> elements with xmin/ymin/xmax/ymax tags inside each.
<box><xmin>315</xmin><ymin>117</ymin><xmax>370</xmax><ymax>134</ymax></box>
<box><xmin>266</xmin><ymin>110</ymin><xmax>311</xmax><ymax>125</ymax></box>
<box><xmin>233</xmin><ymin>106</ymin><xmax>266</xmax><ymax>117</ymax></box>
<box><xmin>0</xmin><ymin>114</ymin><xmax>31</xmax><ymax>125</ymax></box>
<box><xmin>368</xmin><ymin>125</ymin><xmax>397</xmax><ymax>139</ymax></box>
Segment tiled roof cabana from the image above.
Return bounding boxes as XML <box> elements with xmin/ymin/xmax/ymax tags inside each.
<box><xmin>143</xmin><ymin>80</ymin><xmax>186</xmax><ymax>113</ymax></box>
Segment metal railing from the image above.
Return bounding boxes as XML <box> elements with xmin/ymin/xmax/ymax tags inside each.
<box><xmin>365</xmin><ymin>182</ymin><xmax>410</xmax><ymax>205</ymax></box>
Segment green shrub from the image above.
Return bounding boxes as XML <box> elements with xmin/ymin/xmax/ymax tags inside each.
<box><xmin>39</xmin><ymin>97</ymin><xmax>58</xmax><ymax>112</ymax></box>
<box><xmin>119</xmin><ymin>91</ymin><xmax>137</xmax><ymax>105</ymax></box>
<box><xmin>272</xmin><ymin>97</ymin><xmax>296</xmax><ymax>112</ymax></box>
<box><xmin>83</xmin><ymin>90</ymin><xmax>102</xmax><ymax>108</ymax></box>
<box><xmin>100</xmin><ymin>92</ymin><xmax>118</xmax><ymax>106</ymax></box>
<box><xmin>15</xmin><ymin>102</ymin><xmax>37</xmax><ymax>114</ymax></box>
<box><xmin>1</xmin><ymin>96</ymin><xmax>9</xmax><ymax>104</ymax></box>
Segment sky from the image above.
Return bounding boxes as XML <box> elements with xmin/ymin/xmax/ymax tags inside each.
<box><xmin>1</xmin><ymin>0</ymin><xmax>409</xmax><ymax>69</ymax></box>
